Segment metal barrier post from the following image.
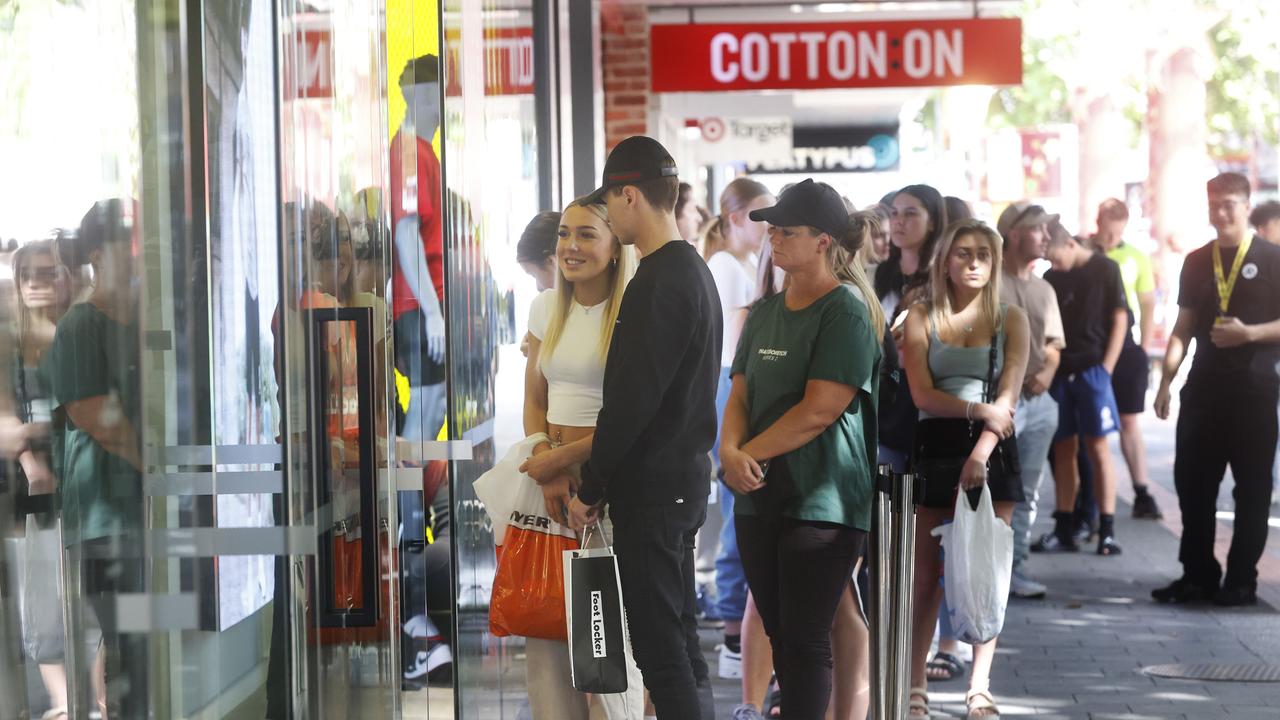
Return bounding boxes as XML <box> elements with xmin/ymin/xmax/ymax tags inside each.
<box><xmin>892</xmin><ymin>473</ymin><xmax>920</xmax><ymax>718</ymax></box>
<box><xmin>870</xmin><ymin>467</ymin><xmax>922</xmax><ymax>719</ymax></box>
<box><xmin>869</xmin><ymin>464</ymin><xmax>894</xmax><ymax>720</ymax></box>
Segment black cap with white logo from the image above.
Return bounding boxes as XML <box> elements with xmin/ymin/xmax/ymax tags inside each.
<box><xmin>749</xmin><ymin>179</ymin><xmax>847</xmax><ymax>239</ymax></box>
<box><xmin>583</xmin><ymin>136</ymin><xmax>679</xmax><ymax>205</ymax></box>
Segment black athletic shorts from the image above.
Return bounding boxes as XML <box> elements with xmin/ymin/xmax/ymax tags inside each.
<box><xmin>1111</xmin><ymin>342</ymin><xmax>1149</xmax><ymax>415</ymax></box>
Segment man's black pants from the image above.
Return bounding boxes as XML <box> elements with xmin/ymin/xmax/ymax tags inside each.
<box><xmin>1175</xmin><ymin>384</ymin><xmax>1277</xmax><ymax>591</ymax></box>
<box><xmin>611</xmin><ymin>497</ymin><xmax>713</xmax><ymax>720</ymax></box>
<box><xmin>736</xmin><ymin>514</ymin><xmax>865</xmax><ymax>720</ymax></box>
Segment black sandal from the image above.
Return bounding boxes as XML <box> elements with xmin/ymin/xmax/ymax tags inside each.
<box><xmin>1097</xmin><ymin>535</ymin><xmax>1123</xmax><ymax>556</ymax></box>
<box><xmin>926</xmin><ymin>651</ymin><xmax>966</xmax><ymax>681</ymax></box>
<box><xmin>763</xmin><ymin>676</ymin><xmax>783</xmax><ymax>718</ymax></box>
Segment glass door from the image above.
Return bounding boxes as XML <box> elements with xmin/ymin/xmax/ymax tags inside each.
<box><xmin>0</xmin><ymin>1</ymin><xmax>422</xmax><ymax>718</ymax></box>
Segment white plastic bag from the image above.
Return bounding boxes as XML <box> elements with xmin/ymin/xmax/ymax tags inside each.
<box><xmin>472</xmin><ymin>434</ymin><xmax>545</xmax><ymax>546</ymax></box>
<box><xmin>931</xmin><ymin>484</ymin><xmax>1013</xmax><ymax>644</ymax></box>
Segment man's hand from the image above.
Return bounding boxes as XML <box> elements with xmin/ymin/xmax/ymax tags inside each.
<box><xmin>541</xmin><ymin>475</ymin><xmax>574</xmax><ymax>526</ymax></box>
<box><xmin>1210</xmin><ymin>317</ymin><xmax>1253</xmax><ymax>348</ymax></box>
<box><xmin>1154</xmin><ymin>384</ymin><xmax>1173</xmax><ymax>420</ymax></box>
<box><xmin>720</xmin><ymin>446</ymin><xmax>764</xmax><ymax>495</ymax></box>
<box><xmin>1102</xmin><ymin>360</ymin><xmax>1117</xmax><ymax>376</ymax></box>
<box><xmin>520</xmin><ymin>446</ymin><xmax>565</xmax><ymax>485</ymax></box>
<box><xmin>567</xmin><ymin>495</ymin><xmax>601</xmax><ymax>530</ymax></box>
<box><xmin>1025</xmin><ymin>366</ymin><xmax>1054</xmax><ymax>396</ymax></box>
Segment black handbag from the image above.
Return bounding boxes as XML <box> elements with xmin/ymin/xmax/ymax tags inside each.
<box><xmin>914</xmin><ymin>331</ymin><xmax>1021</xmax><ymax>484</ymax></box>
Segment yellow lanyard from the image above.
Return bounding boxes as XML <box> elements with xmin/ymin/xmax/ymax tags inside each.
<box><xmin>1212</xmin><ymin>235</ymin><xmax>1252</xmax><ymax>316</ymax></box>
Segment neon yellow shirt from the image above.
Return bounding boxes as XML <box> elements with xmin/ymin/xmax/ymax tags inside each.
<box><xmin>1107</xmin><ymin>242</ymin><xmax>1154</xmax><ymax>339</ymax></box>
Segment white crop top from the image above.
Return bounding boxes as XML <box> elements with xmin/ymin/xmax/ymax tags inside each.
<box><xmin>528</xmin><ymin>289</ymin><xmax>608</xmax><ymax>427</ymax></box>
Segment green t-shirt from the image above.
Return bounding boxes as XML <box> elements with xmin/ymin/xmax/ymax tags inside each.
<box><xmin>45</xmin><ymin>303</ymin><xmax>142</xmax><ymax>545</ymax></box>
<box><xmin>1107</xmin><ymin>242</ymin><xmax>1154</xmax><ymax>323</ymax></box>
<box><xmin>730</xmin><ymin>285</ymin><xmax>881</xmax><ymax>530</ymax></box>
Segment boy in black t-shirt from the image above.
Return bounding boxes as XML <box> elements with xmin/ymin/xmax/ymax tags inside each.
<box><xmin>1153</xmin><ymin>173</ymin><xmax>1280</xmax><ymax>607</ymax></box>
<box><xmin>1037</xmin><ymin>231</ymin><xmax>1129</xmax><ymax>555</ymax></box>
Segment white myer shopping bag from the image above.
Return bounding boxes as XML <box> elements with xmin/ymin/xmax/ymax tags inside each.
<box><xmin>932</xmin><ymin>484</ymin><xmax>1013</xmax><ymax>644</ymax></box>
<box><xmin>472</xmin><ymin>434</ymin><xmax>544</xmax><ymax>545</ymax></box>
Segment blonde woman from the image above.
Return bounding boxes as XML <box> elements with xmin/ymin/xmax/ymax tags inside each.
<box><xmin>900</xmin><ymin>219</ymin><xmax>1030</xmax><ymax>718</ymax></box>
<box><xmin>720</xmin><ymin>179</ymin><xmax>883</xmax><ymax>720</ymax></box>
<box><xmin>517</xmin><ymin>196</ymin><xmax>644</xmax><ymax>719</ymax></box>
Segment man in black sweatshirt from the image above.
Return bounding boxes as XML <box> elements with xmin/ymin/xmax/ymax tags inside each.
<box><xmin>567</xmin><ymin>136</ymin><xmax>722</xmax><ymax>719</ymax></box>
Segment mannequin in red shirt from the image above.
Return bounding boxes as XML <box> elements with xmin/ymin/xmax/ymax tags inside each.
<box><xmin>391</xmin><ymin>54</ymin><xmax>447</xmax><ymax>442</ymax></box>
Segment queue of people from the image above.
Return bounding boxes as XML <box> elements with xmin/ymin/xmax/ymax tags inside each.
<box><xmin>501</xmin><ymin>128</ymin><xmax>1280</xmax><ymax>720</ymax></box>
<box><xmin>5</xmin><ymin>124</ymin><xmax>1276</xmax><ymax>720</ymax></box>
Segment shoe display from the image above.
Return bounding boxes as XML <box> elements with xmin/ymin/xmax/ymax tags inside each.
<box><xmin>718</xmin><ymin>643</ymin><xmax>743</xmax><ymax>680</ymax></box>
<box><xmin>1132</xmin><ymin>491</ymin><xmax>1163</xmax><ymax>519</ymax></box>
<box><xmin>1009</xmin><ymin>568</ymin><xmax>1048</xmax><ymax>599</ymax></box>
<box><xmin>1212</xmin><ymin>585</ymin><xmax>1258</xmax><ymax>607</ymax></box>
<box><xmin>1031</xmin><ymin>532</ymin><xmax>1079</xmax><ymax>553</ymax></box>
<box><xmin>1152</xmin><ymin>577</ymin><xmax>1217</xmax><ymax>604</ymax></box>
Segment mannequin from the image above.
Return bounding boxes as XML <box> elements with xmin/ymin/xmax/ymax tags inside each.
<box><xmin>390</xmin><ymin>53</ymin><xmax>454</xmax><ymax>689</ymax></box>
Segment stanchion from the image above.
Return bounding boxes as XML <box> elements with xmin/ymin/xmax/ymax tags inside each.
<box><xmin>870</xmin><ymin>465</ymin><xmax>922</xmax><ymax>719</ymax></box>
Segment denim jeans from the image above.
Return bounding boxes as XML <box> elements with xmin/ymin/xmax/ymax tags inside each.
<box><xmin>1011</xmin><ymin>392</ymin><xmax>1060</xmax><ymax>570</ymax></box>
<box><xmin>711</xmin><ymin>367</ymin><xmax>749</xmax><ymax>622</ymax></box>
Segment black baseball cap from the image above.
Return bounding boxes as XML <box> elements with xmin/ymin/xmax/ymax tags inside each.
<box><xmin>583</xmin><ymin>136</ymin><xmax>679</xmax><ymax>205</ymax></box>
<box><xmin>749</xmin><ymin>179</ymin><xmax>847</xmax><ymax>238</ymax></box>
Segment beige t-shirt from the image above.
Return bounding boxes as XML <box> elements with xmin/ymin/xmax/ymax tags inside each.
<box><xmin>1000</xmin><ymin>268</ymin><xmax>1065</xmax><ymax>394</ymax></box>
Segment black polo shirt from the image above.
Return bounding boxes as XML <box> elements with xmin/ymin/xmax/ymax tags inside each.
<box><xmin>1178</xmin><ymin>236</ymin><xmax>1280</xmax><ymax>391</ymax></box>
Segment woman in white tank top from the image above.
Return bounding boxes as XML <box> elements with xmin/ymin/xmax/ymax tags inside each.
<box><xmin>517</xmin><ymin>196</ymin><xmax>645</xmax><ymax>719</ymax></box>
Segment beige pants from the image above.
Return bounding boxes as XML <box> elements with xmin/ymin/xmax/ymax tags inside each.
<box><xmin>524</xmin><ymin>516</ymin><xmax>645</xmax><ymax>720</ymax></box>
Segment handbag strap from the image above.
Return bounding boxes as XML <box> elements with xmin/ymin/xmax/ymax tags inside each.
<box><xmin>985</xmin><ymin>330</ymin><xmax>998</xmax><ymax>404</ymax></box>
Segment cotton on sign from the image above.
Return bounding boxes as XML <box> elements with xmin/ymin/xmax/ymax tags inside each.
<box><xmin>651</xmin><ymin>19</ymin><xmax>1022</xmax><ymax>93</ymax></box>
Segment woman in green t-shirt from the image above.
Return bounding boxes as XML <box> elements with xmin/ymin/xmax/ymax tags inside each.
<box><xmin>719</xmin><ymin>179</ymin><xmax>882</xmax><ymax>720</ymax></box>
<box><xmin>900</xmin><ymin>219</ymin><xmax>1030</xmax><ymax>718</ymax></box>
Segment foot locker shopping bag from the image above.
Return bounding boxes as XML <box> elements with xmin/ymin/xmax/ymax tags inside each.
<box><xmin>563</xmin><ymin>529</ymin><xmax>629</xmax><ymax>695</ymax></box>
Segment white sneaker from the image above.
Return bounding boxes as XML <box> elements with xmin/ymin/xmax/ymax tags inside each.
<box><xmin>718</xmin><ymin>643</ymin><xmax>743</xmax><ymax>679</ymax></box>
<box><xmin>1009</xmin><ymin>567</ymin><xmax>1048</xmax><ymax>599</ymax></box>
<box><xmin>404</xmin><ymin>640</ymin><xmax>453</xmax><ymax>681</ymax></box>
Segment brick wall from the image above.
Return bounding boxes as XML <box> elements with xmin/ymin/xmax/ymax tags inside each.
<box><xmin>601</xmin><ymin>2</ymin><xmax>651</xmax><ymax>151</ymax></box>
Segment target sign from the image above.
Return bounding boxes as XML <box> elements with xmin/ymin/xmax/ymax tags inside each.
<box><xmin>701</xmin><ymin>117</ymin><xmax>726</xmax><ymax>142</ymax></box>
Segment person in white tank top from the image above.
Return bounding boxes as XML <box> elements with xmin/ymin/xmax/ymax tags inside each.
<box><xmin>517</xmin><ymin>197</ymin><xmax>645</xmax><ymax>720</ymax></box>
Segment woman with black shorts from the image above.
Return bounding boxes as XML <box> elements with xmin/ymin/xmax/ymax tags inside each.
<box><xmin>901</xmin><ymin>219</ymin><xmax>1030</xmax><ymax>718</ymax></box>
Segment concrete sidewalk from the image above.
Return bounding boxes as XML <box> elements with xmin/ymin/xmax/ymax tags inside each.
<box><xmin>704</xmin><ymin>413</ymin><xmax>1280</xmax><ymax>718</ymax></box>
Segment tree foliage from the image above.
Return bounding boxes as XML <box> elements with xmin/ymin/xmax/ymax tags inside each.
<box><xmin>987</xmin><ymin>0</ymin><xmax>1279</xmax><ymax>160</ymax></box>
<box><xmin>1202</xmin><ymin>2</ymin><xmax>1280</xmax><ymax>157</ymax></box>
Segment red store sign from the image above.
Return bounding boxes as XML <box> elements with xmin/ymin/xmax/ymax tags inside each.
<box><xmin>651</xmin><ymin>19</ymin><xmax>1022</xmax><ymax>93</ymax></box>
<box><xmin>444</xmin><ymin>27</ymin><xmax>535</xmax><ymax>96</ymax></box>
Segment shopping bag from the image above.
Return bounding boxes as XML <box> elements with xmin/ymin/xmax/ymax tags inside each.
<box><xmin>473</xmin><ymin>435</ymin><xmax>544</xmax><ymax>546</ymax></box>
<box><xmin>487</xmin><ymin>456</ymin><xmax>579</xmax><ymax>639</ymax></box>
<box><xmin>931</xmin><ymin>484</ymin><xmax>1013</xmax><ymax>644</ymax></box>
<box><xmin>20</xmin><ymin>514</ymin><xmax>66</xmax><ymax>663</ymax></box>
<box><xmin>563</xmin><ymin>524</ymin><xmax>629</xmax><ymax>695</ymax></box>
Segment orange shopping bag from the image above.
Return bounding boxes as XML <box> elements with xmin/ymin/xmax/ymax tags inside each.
<box><xmin>478</xmin><ymin>437</ymin><xmax>579</xmax><ymax>640</ymax></box>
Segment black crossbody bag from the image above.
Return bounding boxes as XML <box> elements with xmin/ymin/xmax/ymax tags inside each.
<box><xmin>913</xmin><ymin>331</ymin><xmax>1022</xmax><ymax>484</ymax></box>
